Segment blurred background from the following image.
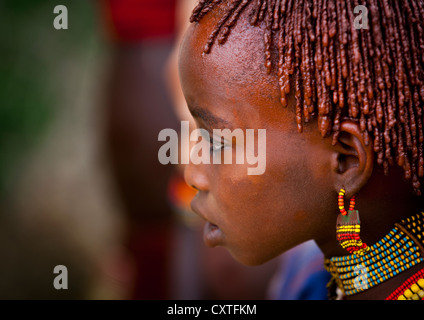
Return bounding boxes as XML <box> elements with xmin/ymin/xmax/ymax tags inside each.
<box><xmin>0</xmin><ymin>0</ymin><xmax>284</xmax><ymax>299</ymax></box>
<box><xmin>0</xmin><ymin>0</ymin><xmax>125</xmax><ymax>299</ymax></box>
<box><xmin>0</xmin><ymin>0</ymin><xmax>331</xmax><ymax>300</ymax></box>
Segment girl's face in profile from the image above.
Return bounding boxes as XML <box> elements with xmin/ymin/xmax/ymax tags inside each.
<box><xmin>179</xmin><ymin>13</ymin><xmax>337</xmax><ymax>266</ymax></box>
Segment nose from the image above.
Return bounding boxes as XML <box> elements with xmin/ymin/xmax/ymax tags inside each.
<box><xmin>184</xmin><ymin>160</ymin><xmax>209</xmax><ymax>192</ymax></box>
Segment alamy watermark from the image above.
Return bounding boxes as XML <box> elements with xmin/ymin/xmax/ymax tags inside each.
<box><xmin>53</xmin><ymin>5</ymin><xmax>68</xmax><ymax>30</ymax></box>
<box><xmin>353</xmin><ymin>264</ymin><xmax>369</xmax><ymax>291</ymax></box>
<box><xmin>158</xmin><ymin>121</ymin><xmax>267</xmax><ymax>176</ymax></box>
<box><xmin>53</xmin><ymin>265</ymin><xmax>68</xmax><ymax>290</ymax></box>
<box><xmin>354</xmin><ymin>5</ymin><xmax>369</xmax><ymax>30</ymax></box>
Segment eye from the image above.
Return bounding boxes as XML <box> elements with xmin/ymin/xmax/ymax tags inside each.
<box><xmin>210</xmin><ymin>137</ymin><xmax>225</xmax><ymax>152</ymax></box>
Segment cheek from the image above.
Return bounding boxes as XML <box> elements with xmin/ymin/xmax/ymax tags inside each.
<box><xmin>209</xmin><ymin>164</ymin><xmax>265</xmax><ymax>217</ymax></box>
<box><xmin>206</xmin><ymin>158</ymin><xmax>295</xmax><ymax>264</ymax></box>
<box><xmin>204</xmin><ymin>131</ymin><xmax>333</xmax><ymax>264</ymax></box>
<box><xmin>268</xmin><ymin>141</ymin><xmax>332</xmax><ymax>228</ymax></box>
<box><xmin>209</xmin><ymin>162</ymin><xmax>279</xmax><ymax>230</ymax></box>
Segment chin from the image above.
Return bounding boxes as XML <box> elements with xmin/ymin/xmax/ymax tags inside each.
<box><xmin>228</xmin><ymin>249</ymin><xmax>275</xmax><ymax>267</ymax></box>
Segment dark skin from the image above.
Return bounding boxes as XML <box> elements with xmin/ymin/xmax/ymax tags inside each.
<box><xmin>179</xmin><ymin>8</ymin><xmax>424</xmax><ymax>299</ymax></box>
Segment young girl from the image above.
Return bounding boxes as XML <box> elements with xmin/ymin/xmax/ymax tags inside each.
<box><xmin>178</xmin><ymin>0</ymin><xmax>424</xmax><ymax>300</ymax></box>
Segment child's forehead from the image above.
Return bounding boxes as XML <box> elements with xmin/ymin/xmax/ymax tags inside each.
<box><xmin>179</xmin><ymin>18</ymin><xmax>295</xmax><ymax>132</ymax></box>
<box><xmin>179</xmin><ymin>3</ymin><xmax>295</xmax><ymax>130</ymax></box>
<box><xmin>180</xmin><ymin>11</ymin><xmax>278</xmax><ymax>97</ymax></box>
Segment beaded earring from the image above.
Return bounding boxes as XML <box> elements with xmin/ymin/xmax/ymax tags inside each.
<box><xmin>336</xmin><ymin>188</ymin><xmax>369</xmax><ymax>255</ymax></box>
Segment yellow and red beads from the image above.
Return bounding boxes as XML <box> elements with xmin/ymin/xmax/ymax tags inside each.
<box><xmin>386</xmin><ymin>268</ymin><xmax>424</xmax><ymax>300</ymax></box>
<box><xmin>338</xmin><ymin>189</ymin><xmax>356</xmax><ymax>216</ymax></box>
<box><xmin>327</xmin><ymin>213</ymin><xmax>424</xmax><ymax>299</ymax></box>
<box><xmin>349</xmin><ymin>196</ymin><xmax>356</xmax><ymax>211</ymax></box>
<box><xmin>336</xmin><ymin>189</ymin><xmax>368</xmax><ymax>255</ymax></box>
<box><xmin>338</xmin><ymin>189</ymin><xmax>347</xmax><ymax>215</ymax></box>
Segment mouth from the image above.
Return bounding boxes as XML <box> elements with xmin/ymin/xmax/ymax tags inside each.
<box><xmin>203</xmin><ymin>221</ymin><xmax>224</xmax><ymax>247</ymax></box>
<box><xmin>191</xmin><ymin>201</ymin><xmax>224</xmax><ymax>247</ymax></box>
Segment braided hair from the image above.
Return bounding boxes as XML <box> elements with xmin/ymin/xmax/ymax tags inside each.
<box><xmin>189</xmin><ymin>0</ymin><xmax>424</xmax><ymax>195</ymax></box>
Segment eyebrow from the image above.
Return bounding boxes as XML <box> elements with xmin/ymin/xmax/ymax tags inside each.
<box><xmin>189</xmin><ymin>106</ymin><xmax>233</xmax><ymax>130</ymax></box>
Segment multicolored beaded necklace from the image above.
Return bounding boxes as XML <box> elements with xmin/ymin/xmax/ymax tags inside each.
<box><xmin>385</xmin><ymin>268</ymin><xmax>424</xmax><ymax>300</ymax></box>
<box><xmin>325</xmin><ymin>212</ymin><xmax>424</xmax><ymax>299</ymax></box>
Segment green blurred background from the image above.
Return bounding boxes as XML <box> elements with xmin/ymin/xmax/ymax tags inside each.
<box><xmin>0</xmin><ymin>0</ymin><xmax>96</xmax><ymax>201</ymax></box>
<box><xmin>0</xmin><ymin>0</ymin><xmax>127</xmax><ymax>299</ymax></box>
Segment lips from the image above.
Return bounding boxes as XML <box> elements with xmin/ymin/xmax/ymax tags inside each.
<box><xmin>191</xmin><ymin>200</ymin><xmax>224</xmax><ymax>247</ymax></box>
<box><xmin>203</xmin><ymin>221</ymin><xmax>224</xmax><ymax>247</ymax></box>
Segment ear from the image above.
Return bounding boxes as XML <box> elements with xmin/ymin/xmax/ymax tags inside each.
<box><xmin>330</xmin><ymin>120</ymin><xmax>374</xmax><ymax>198</ymax></box>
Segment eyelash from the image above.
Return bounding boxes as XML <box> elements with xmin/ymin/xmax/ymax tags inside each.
<box><xmin>198</xmin><ymin>129</ymin><xmax>227</xmax><ymax>152</ymax></box>
<box><xmin>210</xmin><ymin>138</ymin><xmax>225</xmax><ymax>152</ymax></box>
